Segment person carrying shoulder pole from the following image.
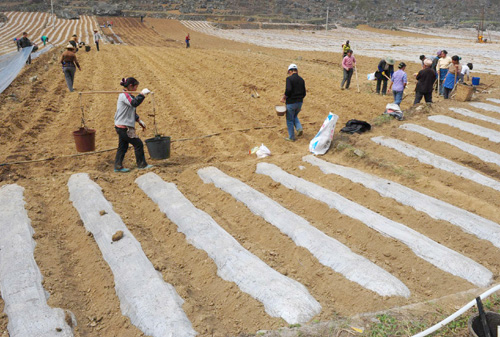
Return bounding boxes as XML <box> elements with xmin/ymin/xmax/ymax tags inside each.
<box><xmin>114</xmin><ymin>77</ymin><xmax>153</xmax><ymax>172</ymax></box>
<box><xmin>280</xmin><ymin>64</ymin><xmax>306</xmax><ymax>142</ymax></box>
<box><xmin>340</xmin><ymin>49</ymin><xmax>356</xmax><ymax>90</ymax></box>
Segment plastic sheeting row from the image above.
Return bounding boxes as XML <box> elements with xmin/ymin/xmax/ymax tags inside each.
<box><xmin>0</xmin><ymin>46</ymin><xmax>32</xmax><ymax>95</ymax></box>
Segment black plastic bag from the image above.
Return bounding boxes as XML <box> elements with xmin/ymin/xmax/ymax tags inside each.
<box><xmin>340</xmin><ymin>119</ymin><xmax>372</xmax><ymax>134</ymax></box>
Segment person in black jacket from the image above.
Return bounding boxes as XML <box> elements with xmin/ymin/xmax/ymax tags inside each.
<box><xmin>18</xmin><ymin>32</ymin><xmax>35</xmax><ymax>64</ymax></box>
<box><xmin>280</xmin><ymin>63</ymin><xmax>306</xmax><ymax>141</ymax></box>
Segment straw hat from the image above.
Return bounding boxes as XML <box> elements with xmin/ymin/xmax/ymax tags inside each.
<box><xmin>424</xmin><ymin>59</ymin><xmax>432</xmax><ymax>66</ymax></box>
<box><xmin>385</xmin><ymin>57</ymin><xmax>395</xmax><ymax>65</ymax></box>
<box><xmin>66</xmin><ymin>44</ymin><xmax>75</xmax><ymax>50</ymax></box>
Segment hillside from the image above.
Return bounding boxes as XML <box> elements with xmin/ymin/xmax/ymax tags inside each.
<box><xmin>1</xmin><ymin>0</ymin><xmax>500</xmax><ymax>29</ymax></box>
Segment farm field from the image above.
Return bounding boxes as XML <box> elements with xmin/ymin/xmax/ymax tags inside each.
<box><xmin>1</xmin><ymin>15</ymin><xmax>500</xmax><ymax>337</ymax></box>
<box><xmin>0</xmin><ymin>11</ymin><xmax>102</xmax><ymax>56</ymax></box>
<box><xmin>181</xmin><ymin>20</ymin><xmax>500</xmax><ymax>75</ymax></box>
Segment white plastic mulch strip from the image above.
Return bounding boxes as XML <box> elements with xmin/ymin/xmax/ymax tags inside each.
<box><xmin>136</xmin><ymin>172</ymin><xmax>322</xmax><ymax>324</ymax></box>
<box><xmin>371</xmin><ymin>136</ymin><xmax>500</xmax><ymax>193</ymax></box>
<box><xmin>429</xmin><ymin>115</ymin><xmax>500</xmax><ymax>143</ymax></box>
<box><xmin>68</xmin><ymin>173</ymin><xmax>196</xmax><ymax>337</ymax></box>
<box><xmin>400</xmin><ymin>123</ymin><xmax>500</xmax><ymax>167</ymax></box>
<box><xmin>0</xmin><ymin>46</ymin><xmax>33</xmax><ymax>95</ymax></box>
<box><xmin>449</xmin><ymin>107</ymin><xmax>500</xmax><ymax>126</ymax></box>
<box><xmin>487</xmin><ymin>98</ymin><xmax>500</xmax><ymax>105</ymax></box>
<box><xmin>0</xmin><ymin>184</ymin><xmax>74</xmax><ymax>337</ymax></box>
<box><xmin>31</xmin><ymin>44</ymin><xmax>53</xmax><ymax>60</ymax></box>
<box><xmin>198</xmin><ymin>167</ymin><xmax>410</xmax><ymax>298</ymax></box>
<box><xmin>303</xmin><ymin>155</ymin><xmax>500</xmax><ymax>249</ymax></box>
<box><xmin>256</xmin><ymin>163</ymin><xmax>493</xmax><ymax>287</ymax></box>
<box><xmin>470</xmin><ymin>102</ymin><xmax>500</xmax><ymax>114</ymax></box>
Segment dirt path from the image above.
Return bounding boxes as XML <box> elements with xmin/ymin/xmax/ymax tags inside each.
<box><xmin>1</xmin><ymin>17</ymin><xmax>500</xmax><ymax>337</ymax></box>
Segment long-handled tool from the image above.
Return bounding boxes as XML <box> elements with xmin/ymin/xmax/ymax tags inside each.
<box><xmin>355</xmin><ymin>66</ymin><xmax>360</xmax><ymax>93</ymax></box>
<box><xmin>476</xmin><ymin>297</ymin><xmax>492</xmax><ymax>337</ymax></box>
<box><xmin>438</xmin><ymin>70</ymin><xmax>441</xmax><ymax>95</ymax></box>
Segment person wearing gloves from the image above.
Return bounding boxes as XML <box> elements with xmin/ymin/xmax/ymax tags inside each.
<box><xmin>341</xmin><ymin>49</ymin><xmax>356</xmax><ymax>90</ymax></box>
<box><xmin>93</xmin><ymin>29</ymin><xmax>101</xmax><ymax>51</ymax></box>
<box><xmin>375</xmin><ymin>57</ymin><xmax>394</xmax><ymax>95</ymax></box>
<box><xmin>389</xmin><ymin>62</ymin><xmax>407</xmax><ymax>106</ymax></box>
<box><xmin>280</xmin><ymin>63</ymin><xmax>306</xmax><ymax>142</ymax></box>
<box><xmin>114</xmin><ymin>77</ymin><xmax>153</xmax><ymax>172</ymax></box>
<box><xmin>60</xmin><ymin>44</ymin><xmax>81</xmax><ymax>92</ymax></box>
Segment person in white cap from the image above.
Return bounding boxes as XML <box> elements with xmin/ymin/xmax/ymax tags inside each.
<box><xmin>413</xmin><ymin>58</ymin><xmax>436</xmax><ymax>105</ymax></box>
<box><xmin>280</xmin><ymin>64</ymin><xmax>306</xmax><ymax>141</ymax></box>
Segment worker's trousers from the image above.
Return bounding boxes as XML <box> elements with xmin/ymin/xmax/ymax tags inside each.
<box><xmin>114</xmin><ymin>127</ymin><xmax>148</xmax><ymax>169</ymax></box>
<box><xmin>341</xmin><ymin>68</ymin><xmax>353</xmax><ymax>89</ymax></box>
<box><xmin>63</xmin><ymin>66</ymin><xmax>76</xmax><ymax>92</ymax></box>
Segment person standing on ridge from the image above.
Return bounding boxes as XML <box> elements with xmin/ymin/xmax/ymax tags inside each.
<box><xmin>389</xmin><ymin>62</ymin><xmax>408</xmax><ymax>106</ymax></box>
<box><xmin>93</xmin><ymin>29</ymin><xmax>101</xmax><ymax>51</ymax></box>
<box><xmin>18</xmin><ymin>32</ymin><xmax>35</xmax><ymax>64</ymax></box>
<box><xmin>341</xmin><ymin>49</ymin><xmax>356</xmax><ymax>90</ymax></box>
<box><xmin>437</xmin><ymin>50</ymin><xmax>452</xmax><ymax>95</ymax></box>
<box><xmin>185</xmin><ymin>33</ymin><xmax>190</xmax><ymax>48</ymax></box>
<box><xmin>442</xmin><ymin>55</ymin><xmax>462</xmax><ymax>99</ymax></box>
<box><xmin>375</xmin><ymin>57</ymin><xmax>394</xmax><ymax>95</ymax></box>
<box><xmin>413</xmin><ymin>58</ymin><xmax>436</xmax><ymax>105</ymax></box>
<box><xmin>114</xmin><ymin>77</ymin><xmax>153</xmax><ymax>173</ymax></box>
<box><xmin>280</xmin><ymin>64</ymin><xmax>306</xmax><ymax>142</ymax></box>
<box><xmin>60</xmin><ymin>44</ymin><xmax>81</xmax><ymax>92</ymax></box>
<box><xmin>69</xmin><ymin>34</ymin><xmax>79</xmax><ymax>52</ymax></box>
<box><xmin>342</xmin><ymin>40</ymin><xmax>351</xmax><ymax>57</ymax></box>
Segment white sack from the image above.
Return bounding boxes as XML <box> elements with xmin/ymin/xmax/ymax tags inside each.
<box><xmin>309</xmin><ymin>113</ymin><xmax>339</xmax><ymax>155</ymax></box>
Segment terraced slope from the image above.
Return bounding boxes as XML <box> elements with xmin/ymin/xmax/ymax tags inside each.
<box><xmin>1</xmin><ymin>17</ymin><xmax>500</xmax><ymax>337</ymax></box>
<box><xmin>0</xmin><ymin>11</ymin><xmax>102</xmax><ymax>56</ymax></box>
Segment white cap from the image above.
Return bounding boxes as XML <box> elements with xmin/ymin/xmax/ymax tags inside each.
<box><xmin>288</xmin><ymin>63</ymin><xmax>298</xmax><ymax>71</ymax></box>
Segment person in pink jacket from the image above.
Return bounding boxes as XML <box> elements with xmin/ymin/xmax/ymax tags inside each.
<box><xmin>341</xmin><ymin>49</ymin><xmax>356</xmax><ymax>90</ymax></box>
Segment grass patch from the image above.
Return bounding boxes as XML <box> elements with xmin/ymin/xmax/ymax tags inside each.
<box><xmin>372</xmin><ymin>114</ymin><xmax>393</xmax><ymax>126</ymax></box>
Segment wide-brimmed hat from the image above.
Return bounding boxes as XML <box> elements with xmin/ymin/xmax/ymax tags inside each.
<box><xmin>66</xmin><ymin>44</ymin><xmax>75</xmax><ymax>50</ymax></box>
<box><xmin>424</xmin><ymin>59</ymin><xmax>433</xmax><ymax>66</ymax></box>
<box><xmin>385</xmin><ymin>57</ymin><xmax>395</xmax><ymax>65</ymax></box>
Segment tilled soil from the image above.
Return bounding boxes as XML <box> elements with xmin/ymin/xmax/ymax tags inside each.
<box><xmin>0</xmin><ymin>18</ymin><xmax>500</xmax><ymax>337</ymax></box>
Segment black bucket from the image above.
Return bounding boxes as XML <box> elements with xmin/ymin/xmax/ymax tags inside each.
<box><xmin>468</xmin><ymin>311</ymin><xmax>500</xmax><ymax>337</ymax></box>
<box><xmin>85</xmin><ymin>45</ymin><xmax>91</xmax><ymax>52</ymax></box>
<box><xmin>145</xmin><ymin>136</ymin><xmax>170</xmax><ymax>160</ymax></box>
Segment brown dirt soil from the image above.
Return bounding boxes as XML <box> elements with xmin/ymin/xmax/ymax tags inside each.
<box><xmin>1</xmin><ymin>18</ymin><xmax>500</xmax><ymax>337</ymax></box>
